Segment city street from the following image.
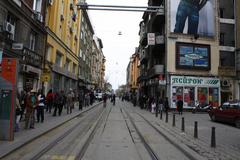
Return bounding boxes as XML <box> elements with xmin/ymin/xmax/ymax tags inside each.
<box><xmin>1</xmin><ymin>99</ymin><xmax>240</xmax><ymax>160</ymax></box>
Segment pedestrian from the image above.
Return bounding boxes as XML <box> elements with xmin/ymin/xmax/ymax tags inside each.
<box><xmin>151</xmin><ymin>99</ymin><xmax>156</xmax><ymax>114</ymax></box>
<box><xmin>20</xmin><ymin>90</ymin><xmax>26</xmax><ymax>121</ymax></box>
<box><xmin>53</xmin><ymin>91</ymin><xmax>60</xmax><ymax>116</ymax></box>
<box><xmin>46</xmin><ymin>89</ymin><xmax>54</xmax><ymax>113</ymax></box>
<box><xmin>15</xmin><ymin>94</ymin><xmax>21</xmax><ymax>132</ymax></box>
<box><xmin>174</xmin><ymin>0</ymin><xmax>208</xmax><ymax>34</ymax></box>
<box><xmin>103</xmin><ymin>93</ymin><xmax>107</xmax><ymax>107</ymax></box>
<box><xmin>158</xmin><ymin>97</ymin><xmax>164</xmax><ymax>113</ymax></box>
<box><xmin>177</xmin><ymin>98</ymin><xmax>184</xmax><ymax>115</ymax></box>
<box><xmin>37</xmin><ymin>90</ymin><xmax>45</xmax><ymax>122</ymax></box>
<box><xmin>78</xmin><ymin>91</ymin><xmax>83</xmax><ymax>110</ymax></box>
<box><xmin>112</xmin><ymin>94</ymin><xmax>116</xmax><ymax>106</ymax></box>
<box><xmin>164</xmin><ymin>97</ymin><xmax>170</xmax><ymax>113</ymax></box>
<box><xmin>66</xmin><ymin>89</ymin><xmax>74</xmax><ymax>114</ymax></box>
<box><xmin>25</xmin><ymin>89</ymin><xmax>37</xmax><ymax>129</ymax></box>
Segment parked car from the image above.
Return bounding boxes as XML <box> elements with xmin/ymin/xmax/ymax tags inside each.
<box><xmin>95</xmin><ymin>93</ymin><xmax>103</xmax><ymax>101</ymax></box>
<box><xmin>208</xmin><ymin>101</ymin><xmax>240</xmax><ymax>128</ymax></box>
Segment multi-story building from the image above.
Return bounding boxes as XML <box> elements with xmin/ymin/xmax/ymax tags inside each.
<box><xmin>0</xmin><ymin>0</ymin><xmax>47</xmax><ymax>92</ymax></box>
<box><xmin>235</xmin><ymin>0</ymin><xmax>240</xmax><ymax>100</ymax></box>
<box><xmin>92</xmin><ymin>36</ymin><xmax>104</xmax><ymax>90</ymax></box>
<box><xmin>45</xmin><ymin>0</ymin><xmax>80</xmax><ymax>93</ymax></box>
<box><xmin>138</xmin><ymin>0</ymin><xmax>223</xmax><ymax>108</ymax></box>
<box><xmin>78</xmin><ymin>9</ymin><xmax>94</xmax><ymax>90</ymax></box>
<box><xmin>218</xmin><ymin>0</ymin><xmax>237</xmax><ymax>102</ymax></box>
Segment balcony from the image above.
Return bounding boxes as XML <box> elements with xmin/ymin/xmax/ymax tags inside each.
<box><xmin>148</xmin><ymin>65</ymin><xmax>164</xmax><ymax>78</ymax></box>
<box><xmin>139</xmin><ymin>32</ymin><xmax>147</xmax><ymax>46</ymax></box>
<box><xmin>140</xmin><ymin>48</ymin><xmax>148</xmax><ymax>64</ymax></box>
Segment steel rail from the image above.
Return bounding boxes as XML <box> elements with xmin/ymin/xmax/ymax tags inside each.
<box><xmin>76</xmin><ymin>105</ymin><xmax>113</xmax><ymax>159</ymax></box>
<box><xmin>0</xmin><ymin>103</ymin><xmax>102</xmax><ymax>159</ymax></box>
<box><xmin>136</xmin><ymin>112</ymin><xmax>199</xmax><ymax>160</ymax></box>
<box><xmin>122</xmin><ymin>108</ymin><xmax>160</xmax><ymax>160</ymax></box>
<box><xmin>30</xmin><ymin>105</ymin><xmax>105</xmax><ymax>160</ymax></box>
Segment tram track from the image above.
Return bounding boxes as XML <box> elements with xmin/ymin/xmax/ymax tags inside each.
<box><xmin>122</xmin><ymin>107</ymin><xmax>205</xmax><ymax>160</ymax></box>
<box><xmin>2</xmin><ymin>103</ymin><xmax>106</xmax><ymax>160</ymax></box>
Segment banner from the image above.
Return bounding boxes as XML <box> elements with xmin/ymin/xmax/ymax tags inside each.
<box><xmin>170</xmin><ymin>0</ymin><xmax>215</xmax><ymax>37</ymax></box>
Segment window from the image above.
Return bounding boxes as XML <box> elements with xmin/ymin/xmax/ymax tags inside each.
<box><xmin>29</xmin><ymin>31</ymin><xmax>36</xmax><ymax>51</ymax></box>
<box><xmin>33</xmin><ymin>0</ymin><xmax>42</xmax><ymax>12</ymax></box>
<box><xmin>220</xmin><ymin>33</ymin><xmax>225</xmax><ymax>45</ymax></box>
<box><xmin>220</xmin><ymin>8</ymin><xmax>224</xmax><ymax>18</ymax></box>
<box><xmin>56</xmin><ymin>52</ymin><xmax>62</xmax><ymax>67</ymax></box>
<box><xmin>65</xmin><ymin>58</ymin><xmax>70</xmax><ymax>71</ymax></box>
<box><xmin>46</xmin><ymin>45</ymin><xmax>52</xmax><ymax>61</ymax></box>
<box><xmin>79</xmin><ymin>49</ymin><xmax>83</xmax><ymax>58</ymax></box>
<box><xmin>80</xmin><ymin>31</ymin><xmax>84</xmax><ymax>40</ymax></box>
<box><xmin>73</xmin><ymin>63</ymin><xmax>76</xmax><ymax>74</ymax></box>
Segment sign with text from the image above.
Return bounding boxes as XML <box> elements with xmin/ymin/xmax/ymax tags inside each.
<box><xmin>147</xmin><ymin>33</ymin><xmax>155</xmax><ymax>45</ymax></box>
<box><xmin>171</xmin><ymin>76</ymin><xmax>220</xmax><ymax>87</ymax></box>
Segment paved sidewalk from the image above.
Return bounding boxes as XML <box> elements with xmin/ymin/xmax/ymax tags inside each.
<box><xmin>126</xmin><ymin>102</ymin><xmax>240</xmax><ymax>160</ymax></box>
<box><xmin>0</xmin><ymin>102</ymin><xmax>101</xmax><ymax>158</ymax></box>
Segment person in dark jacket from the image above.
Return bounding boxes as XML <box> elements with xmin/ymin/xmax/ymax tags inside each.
<box><xmin>164</xmin><ymin>97</ymin><xmax>170</xmax><ymax>113</ymax></box>
<box><xmin>177</xmin><ymin>99</ymin><xmax>184</xmax><ymax>115</ymax></box>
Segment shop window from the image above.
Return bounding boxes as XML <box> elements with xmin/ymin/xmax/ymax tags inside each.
<box><xmin>197</xmin><ymin>87</ymin><xmax>208</xmax><ymax>107</ymax></box>
<box><xmin>172</xmin><ymin>86</ymin><xmax>183</xmax><ymax>107</ymax></box>
<box><xmin>209</xmin><ymin>88</ymin><xmax>219</xmax><ymax>107</ymax></box>
<box><xmin>184</xmin><ymin>87</ymin><xmax>195</xmax><ymax>107</ymax></box>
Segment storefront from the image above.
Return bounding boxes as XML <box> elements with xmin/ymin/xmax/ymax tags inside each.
<box><xmin>170</xmin><ymin>75</ymin><xmax>220</xmax><ymax>108</ymax></box>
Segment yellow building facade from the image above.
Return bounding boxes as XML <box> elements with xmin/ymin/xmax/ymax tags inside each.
<box><xmin>44</xmin><ymin>0</ymin><xmax>81</xmax><ymax>93</ymax></box>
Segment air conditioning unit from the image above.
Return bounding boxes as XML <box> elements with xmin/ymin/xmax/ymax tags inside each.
<box><xmin>221</xmin><ymin>80</ymin><xmax>230</xmax><ymax>87</ymax></box>
<box><xmin>48</xmin><ymin>0</ymin><xmax>53</xmax><ymax>5</ymax></box>
<box><xmin>5</xmin><ymin>22</ymin><xmax>15</xmax><ymax>35</ymax></box>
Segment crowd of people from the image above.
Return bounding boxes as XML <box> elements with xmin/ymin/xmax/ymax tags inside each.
<box><xmin>15</xmin><ymin>88</ymin><xmax>96</xmax><ymax>132</ymax></box>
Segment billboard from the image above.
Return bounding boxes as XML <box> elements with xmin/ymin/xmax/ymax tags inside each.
<box><xmin>170</xmin><ymin>0</ymin><xmax>215</xmax><ymax>37</ymax></box>
<box><xmin>176</xmin><ymin>42</ymin><xmax>210</xmax><ymax>70</ymax></box>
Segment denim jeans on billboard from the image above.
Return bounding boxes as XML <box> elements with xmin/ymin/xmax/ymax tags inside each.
<box><xmin>174</xmin><ymin>0</ymin><xmax>199</xmax><ymax>35</ymax></box>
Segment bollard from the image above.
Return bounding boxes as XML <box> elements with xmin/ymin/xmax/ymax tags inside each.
<box><xmin>194</xmin><ymin>121</ymin><xmax>198</xmax><ymax>138</ymax></box>
<box><xmin>165</xmin><ymin>111</ymin><xmax>168</xmax><ymax>123</ymax></box>
<box><xmin>155</xmin><ymin>108</ymin><xmax>158</xmax><ymax>117</ymax></box>
<box><xmin>181</xmin><ymin>117</ymin><xmax>185</xmax><ymax>132</ymax></box>
<box><xmin>160</xmin><ymin>110</ymin><xmax>162</xmax><ymax>120</ymax></box>
<box><xmin>172</xmin><ymin>114</ymin><xmax>175</xmax><ymax>127</ymax></box>
<box><xmin>211</xmin><ymin>127</ymin><xmax>216</xmax><ymax>148</ymax></box>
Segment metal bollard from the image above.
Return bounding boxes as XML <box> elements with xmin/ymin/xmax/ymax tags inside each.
<box><xmin>211</xmin><ymin>127</ymin><xmax>216</xmax><ymax>147</ymax></box>
<box><xmin>165</xmin><ymin>111</ymin><xmax>168</xmax><ymax>123</ymax></box>
<box><xmin>181</xmin><ymin>117</ymin><xmax>185</xmax><ymax>132</ymax></box>
<box><xmin>194</xmin><ymin>121</ymin><xmax>198</xmax><ymax>138</ymax></box>
<box><xmin>173</xmin><ymin>113</ymin><xmax>176</xmax><ymax>127</ymax></box>
<box><xmin>160</xmin><ymin>110</ymin><xmax>162</xmax><ymax>120</ymax></box>
<box><xmin>155</xmin><ymin>108</ymin><xmax>158</xmax><ymax>117</ymax></box>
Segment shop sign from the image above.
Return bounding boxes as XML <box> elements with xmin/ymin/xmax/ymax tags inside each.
<box><xmin>147</xmin><ymin>33</ymin><xmax>155</xmax><ymax>45</ymax></box>
<box><xmin>171</xmin><ymin>76</ymin><xmax>220</xmax><ymax>87</ymax></box>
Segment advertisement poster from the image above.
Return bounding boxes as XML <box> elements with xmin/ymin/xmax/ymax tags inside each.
<box><xmin>176</xmin><ymin>42</ymin><xmax>210</xmax><ymax>70</ymax></box>
<box><xmin>170</xmin><ymin>0</ymin><xmax>215</xmax><ymax>37</ymax></box>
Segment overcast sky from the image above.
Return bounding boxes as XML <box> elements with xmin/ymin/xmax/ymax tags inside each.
<box><xmin>86</xmin><ymin>0</ymin><xmax>148</xmax><ymax>90</ymax></box>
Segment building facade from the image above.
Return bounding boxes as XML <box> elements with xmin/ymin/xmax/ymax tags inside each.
<box><xmin>0</xmin><ymin>0</ymin><xmax>47</xmax><ymax>92</ymax></box>
<box><xmin>137</xmin><ymin>0</ymin><xmax>235</xmax><ymax>108</ymax></box>
<box><xmin>44</xmin><ymin>0</ymin><xmax>80</xmax><ymax>93</ymax></box>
